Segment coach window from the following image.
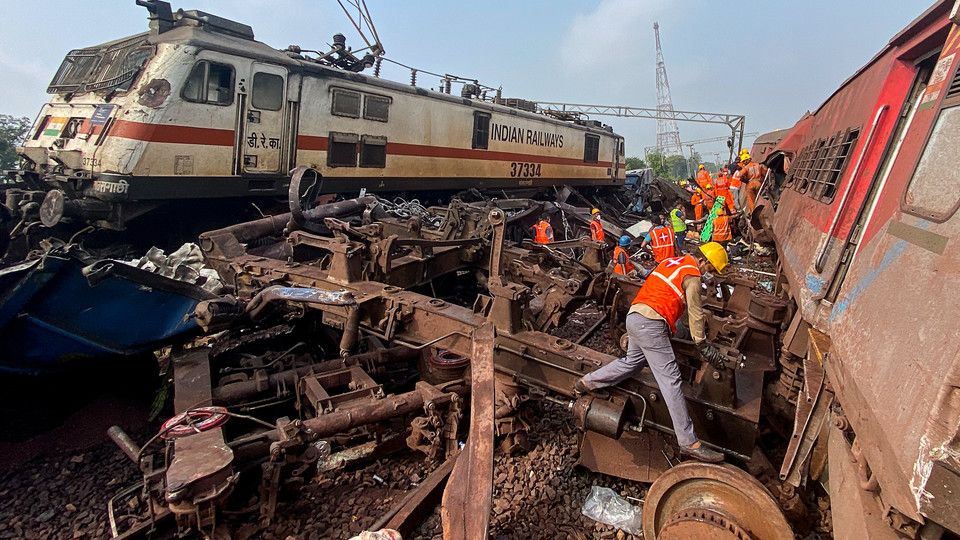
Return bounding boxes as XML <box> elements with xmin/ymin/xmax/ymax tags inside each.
<box><xmin>332</xmin><ymin>88</ymin><xmax>362</xmax><ymax>118</ymax></box>
<box><xmin>363</xmin><ymin>95</ymin><xmax>391</xmax><ymax>122</ymax></box>
<box><xmin>182</xmin><ymin>61</ymin><xmax>234</xmax><ymax>105</ymax></box>
<box><xmin>584</xmin><ymin>134</ymin><xmax>600</xmax><ymax>163</ymax></box>
<box><xmin>328</xmin><ymin>132</ymin><xmax>359</xmax><ymax>167</ymax></box>
<box><xmin>903</xmin><ymin>104</ymin><xmax>960</xmax><ymax>220</ymax></box>
<box><xmin>360</xmin><ymin>135</ymin><xmax>387</xmax><ymax>167</ymax></box>
<box><xmin>472</xmin><ymin>112</ymin><xmax>491</xmax><ymax>149</ymax></box>
<box><xmin>251</xmin><ymin>72</ymin><xmax>284</xmax><ymax>111</ymax></box>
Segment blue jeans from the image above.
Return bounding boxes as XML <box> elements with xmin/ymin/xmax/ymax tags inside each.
<box><xmin>675</xmin><ymin>231</ymin><xmax>685</xmax><ymax>252</ymax></box>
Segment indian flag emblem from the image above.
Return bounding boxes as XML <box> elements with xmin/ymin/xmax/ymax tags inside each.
<box><xmin>43</xmin><ymin>117</ymin><xmax>68</xmax><ymax>137</ymax></box>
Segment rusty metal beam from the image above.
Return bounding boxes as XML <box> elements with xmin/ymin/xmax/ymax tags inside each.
<box><xmin>441</xmin><ymin>323</ymin><xmax>495</xmax><ymax>539</ymax></box>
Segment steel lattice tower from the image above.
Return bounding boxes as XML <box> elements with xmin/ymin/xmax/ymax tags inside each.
<box><xmin>654</xmin><ymin>22</ymin><xmax>682</xmax><ymax>156</ymax></box>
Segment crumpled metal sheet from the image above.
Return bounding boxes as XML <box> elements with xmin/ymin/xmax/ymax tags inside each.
<box><xmin>125</xmin><ymin>243</ymin><xmax>223</xmax><ymax>294</ymax></box>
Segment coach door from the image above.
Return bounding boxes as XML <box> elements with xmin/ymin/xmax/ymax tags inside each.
<box><xmin>241</xmin><ymin>63</ymin><xmax>287</xmax><ymax>173</ymax></box>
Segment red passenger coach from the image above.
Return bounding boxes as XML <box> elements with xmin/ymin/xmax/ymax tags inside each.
<box><xmin>755</xmin><ymin>1</ymin><xmax>960</xmax><ymax>536</ymax></box>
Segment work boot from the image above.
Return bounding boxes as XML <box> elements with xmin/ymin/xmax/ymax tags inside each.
<box><xmin>680</xmin><ymin>442</ymin><xmax>724</xmax><ymax>463</ymax></box>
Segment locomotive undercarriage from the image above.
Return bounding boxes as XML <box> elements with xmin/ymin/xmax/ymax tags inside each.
<box><xmin>103</xmin><ymin>171</ymin><xmax>814</xmax><ymax>539</ymax></box>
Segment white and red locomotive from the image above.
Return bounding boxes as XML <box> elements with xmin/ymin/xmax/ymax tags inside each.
<box><xmin>5</xmin><ymin>1</ymin><xmax>623</xmax><ymax>237</ymax></box>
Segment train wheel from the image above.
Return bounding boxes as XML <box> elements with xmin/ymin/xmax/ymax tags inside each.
<box><xmin>642</xmin><ymin>462</ymin><xmax>793</xmax><ymax>540</ymax></box>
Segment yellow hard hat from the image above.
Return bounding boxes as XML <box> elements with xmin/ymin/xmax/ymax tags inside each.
<box><xmin>739</xmin><ymin>149</ymin><xmax>751</xmax><ymax>160</ymax></box>
<box><xmin>706</xmin><ymin>184</ymin><xmax>713</xmax><ymax>189</ymax></box>
<box><xmin>591</xmin><ymin>208</ymin><xmax>601</xmax><ymax>215</ymax></box>
<box><xmin>699</xmin><ymin>242</ymin><xmax>729</xmax><ymax>273</ymax></box>
<box><xmin>698</xmin><ymin>164</ymin><xmax>705</xmax><ymax>170</ymax></box>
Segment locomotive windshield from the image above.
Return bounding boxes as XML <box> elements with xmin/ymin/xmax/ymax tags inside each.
<box><xmin>47</xmin><ymin>33</ymin><xmax>153</xmax><ymax>95</ymax></box>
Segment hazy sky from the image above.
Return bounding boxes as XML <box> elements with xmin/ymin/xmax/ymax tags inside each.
<box><xmin>0</xmin><ymin>0</ymin><xmax>933</xmax><ymax>160</ymax></box>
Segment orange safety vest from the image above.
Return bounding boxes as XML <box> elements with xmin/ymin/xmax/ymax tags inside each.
<box><xmin>533</xmin><ymin>221</ymin><xmax>553</xmax><ymax>244</ymax></box>
<box><xmin>632</xmin><ymin>254</ymin><xmax>701</xmax><ymax>333</ymax></box>
<box><xmin>729</xmin><ymin>172</ymin><xmax>743</xmax><ymax>190</ymax></box>
<box><xmin>714</xmin><ymin>175</ymin><xmax>729</xmax><ymax>190</ymax></box>
<box><xmin>589</xmin><ymin>219</ymin><xmax>605</xmax><ymax>242</ymax></box>
<box><xmin>712</xmin><ymin>215</ymin><xmax>732</xmax><ymax>241</ymax></box>
<box><xmin>649</xmin><ymin>225</ymin><xmax>676</xmax><ymax>263</ymax></box>
<box><xmin>696</xmin><ymin>169</ymin><xmax>711</xmax><ymax>189</ymax></box>
<box><xmin>613</xmin><ymin>245</ymin><xmax>635</xmax><ymax>275</ymax></box>
<box><xmin>691</xmin><ymin>192</ymin><xmax>702</xmax><ymax>206</ymax></box>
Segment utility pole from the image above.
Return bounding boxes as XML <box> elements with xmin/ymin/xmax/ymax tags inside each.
<box><xmin>654</xmin><ymin>22</ymin><xmax>683</xmax><ymax>156</ymax></box>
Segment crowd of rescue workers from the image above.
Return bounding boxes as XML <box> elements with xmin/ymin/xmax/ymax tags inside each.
<box><xmin>527</xmin><ymin>147</ymin><xmax>768</xmax><ymax>463</ymax></box>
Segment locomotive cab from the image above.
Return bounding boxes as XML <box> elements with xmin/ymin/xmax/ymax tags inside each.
<box><xmin>8</xmin><ymin>5</ymin><xmax>298</xmax><ymax>235</ymax></box>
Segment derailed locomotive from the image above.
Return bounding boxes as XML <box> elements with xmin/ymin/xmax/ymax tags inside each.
<box><xmin>2</xmin><ymin>0</ymin><xmax>622</xmax><ymax>248</ymax></box>
<box><xmin>751</xmin><ymin>1</ymin><xmax>960</xmax><ymax>537</ymax></box>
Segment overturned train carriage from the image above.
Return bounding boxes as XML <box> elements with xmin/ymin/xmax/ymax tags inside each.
<box><xmin>752</xmin><ymin>1</ymin><xmax>960</xmax><ymax>537</ymax></box>
<box><xmin>4</xmin><ymin>1</ymin><xmax>622</xmax><ymax>240</ymax></box>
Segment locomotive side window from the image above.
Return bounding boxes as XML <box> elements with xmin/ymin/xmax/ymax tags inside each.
<box><xmin>182</xmin><ymin>61</ymin><xmax>234</xmax><ymax>106</ymax></box>
<box><xmin>584</xmin><ymin>134</ymin><xmax>600</xmax><ymax>163</ymax></box>
<box><xmin>903</xmin><ymin>104</ymin><xmax>960</xmax><ymax>219</ymax></box>
<box><xmin>328</xmin><ymin>132</ymin><xmax>359</xmax><ymax>167</ymax></box>
<box><xmin>363</xmin><ymin>95</ymin><xmax>391</xmax><ymax>122</ymax></box>
<box><xmin>332</xmin><ymin>89</ymin><xmax>361</xmax><ymax>118</ymax></box>
<box><xmin>360</xmin><ymin>135</ymin><xmax>387</xmax><ymax>167</ymax></box>
<box><xmin>251</xmin><ymin>72</ymin><xmax>284</xmax><ymax>111</ymax></box>
<box><xmin>472</xmin><ymin>112</ymin><xmax>491</xmax><ymax>150</ymax></box>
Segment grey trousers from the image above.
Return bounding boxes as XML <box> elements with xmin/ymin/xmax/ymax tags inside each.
<box><xmin>581</xmin><ymin>312</ymin><xmax>697</xmax><ymax>447</ymax></box>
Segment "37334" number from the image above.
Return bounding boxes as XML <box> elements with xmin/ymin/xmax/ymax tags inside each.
<box><xmin>510</xmin><ymin>162</ymin><xmax>542</xmax><ymax>177</ymax></box>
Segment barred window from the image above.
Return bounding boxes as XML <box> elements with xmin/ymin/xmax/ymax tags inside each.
<box><xmin>584</xmin><ymin>134</ymin><xmax>600</xmax><ymax>163</ymax></box>
<box><xmin>472</xmin><ymin>112</ymin><xmax>491</xmax><ymax>149</ymax></box>
<box><xmin>784</xmin><ymin>127</ymin><xmax>861</xmax><ymax>203</ymax></box>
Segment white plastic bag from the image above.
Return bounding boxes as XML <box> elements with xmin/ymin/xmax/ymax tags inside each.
<box><xmin>580</xmin><ymin>485</ymin><xmax>643</xmax><ymax>534</ymax></box>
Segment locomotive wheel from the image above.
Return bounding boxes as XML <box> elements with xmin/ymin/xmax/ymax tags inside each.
<box><xmin>642</xmin><ymin>462</ymin><xmax>793</xmax><ymax>540</ymax></box>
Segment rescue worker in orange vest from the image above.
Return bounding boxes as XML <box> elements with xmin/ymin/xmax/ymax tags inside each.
<box><xmin>714</xmin><ymin>168</ymin><xmax>736</xmax><ymax>214</ymax></box>
<box><xmin>530</xmin><ymin>216</ymin><xmax>554</xmax><ymax>245</ymax></box>
<box><xmin>640</xmin><ymin>215</ymin><xmax>676</xmax><ymax>263</ymax></box>
<box><xmin>691</xmin><ymin>188</ymin><xmax>705</xmax><ymax>220</ymax></box>
<box><xmin>729</xmin><ymin>164</ymin><xmax>744</xmax><ymax>211</ymax></box>
<box><xmin>696</xmin><ymin>164</ymin><xmax>711</xmax><ymax>190</ymax></box>
<box><xmin>589</xmin><ymin>208</ymin><xmax>605</xmax><ymax>242</ymax></box>
<box><xmin>712</xmin><ymin>207</ymin><xmax>733</xmax><ymax>247</ymax></box>
<box><xmin>738</xmin><ymin>151</ymin><xmax>768</xmax><ymax>213</ymax></box>
<box><xmin>612</xmin><ymin>235</ymin><xmax>637</xmax><ymax>276</ymax></box>
<box><xmin>575</xmin><ymin>243</ymin><xmax>730</xmax><ymax>463</ymax></box>
<box><xmin>701</xmin><ymin>184</ymin><xmax>717</xmax><ymax>214</ymax></box>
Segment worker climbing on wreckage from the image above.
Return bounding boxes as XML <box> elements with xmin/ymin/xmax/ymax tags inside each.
<box><xmin>575</xmin><ymin>243</ymin><xmax>730</xmax><ymax>463</ymax></box>
<box><xmin>530</xmin><ymin>215</ymin><xmax>554</xmax><ymax>245</ymax></box>
<box><xmin>612</xmin><ymin>235</ymin><xmax>637</xmax><ymax>276</ymax></box>
<box><xmin>589</xmin><ymin>208</ymin><xmax>605</xmax><ymax>242</ymax></box>
<box><xmin>736</xmin><ymin>149</ymin><xmax>768</xmax><ymax>213</ymax></box>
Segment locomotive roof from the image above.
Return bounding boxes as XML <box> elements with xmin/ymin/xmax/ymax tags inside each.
<box><xmin>145</xmin><ymin>17</ymin><xmax>618</xmax><ymax>137</ymax></box>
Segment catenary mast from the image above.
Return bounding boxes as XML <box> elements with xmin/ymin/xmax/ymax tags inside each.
<box><xmin>654</xmin><ymin>22</ymin><xmax>683</xmax><ymax>156</ymax></box>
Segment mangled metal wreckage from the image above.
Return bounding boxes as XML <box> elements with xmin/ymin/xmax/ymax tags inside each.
<box><xmin>107</xmin><ymin>173</ymin><xmax>801</xmax><ymax>539</ymax></box>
